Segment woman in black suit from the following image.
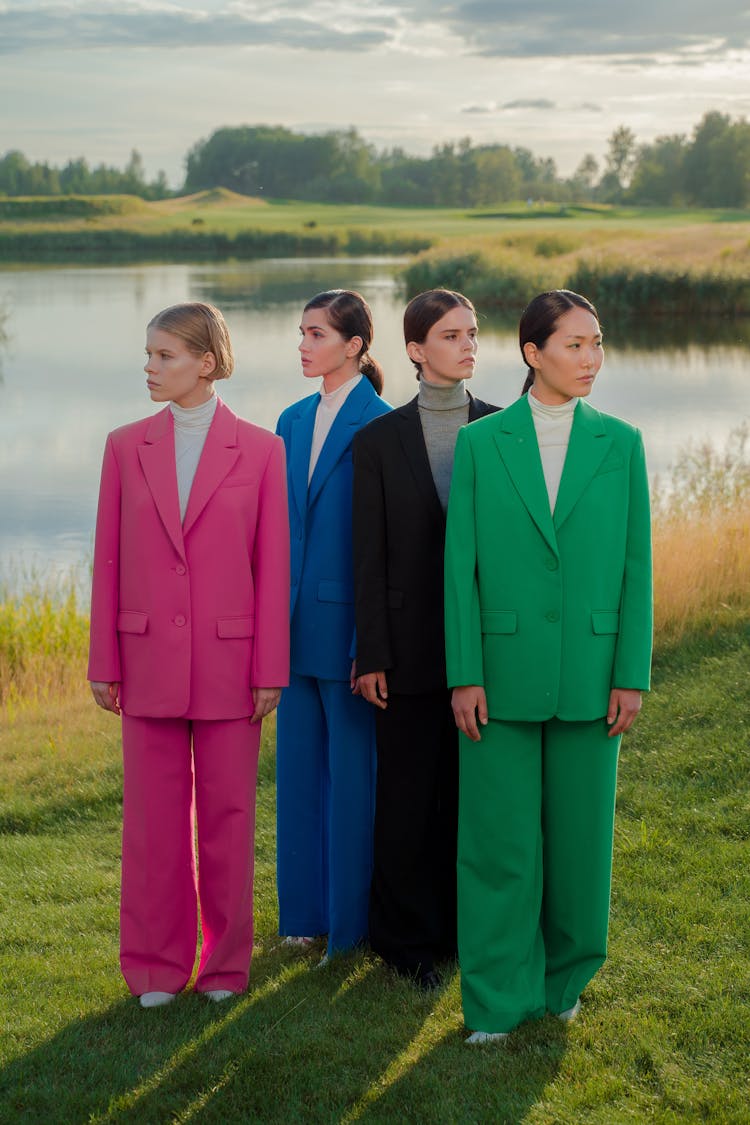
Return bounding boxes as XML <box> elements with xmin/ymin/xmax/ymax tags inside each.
<box><xmin>352</xmin><ymin>289</ymin><xmax>498</xmax><ymax>988</ymax></box>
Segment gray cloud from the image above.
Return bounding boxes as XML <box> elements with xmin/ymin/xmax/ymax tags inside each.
<box><xmin>0</xmin><ymin>3</ymin><xmax>391</xmax><ymax>54</ymax></box>
<box><xmin>2</xmin><ymin>0</ymin><xmax>749</xmax><ymax>59</ymax></box>
<box><xmin>404</xmin><ymin>0</ymin><xmax>750</xmax><ymax>59</ymax></box>
<box><xmin>502</xmin><ymin>99</ymin><xmax>555</xmax><ymax>110</ymax></box>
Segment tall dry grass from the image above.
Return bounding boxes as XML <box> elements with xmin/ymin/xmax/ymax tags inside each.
<box><xmin>652</xmin><ymin>423</ymin><xmax>750</xmax><ymax>642</ymax></box>
<box><xmin>0</xmin><ymin>576</ymin><xmax>89</xmax><ymax>709</ymax></box>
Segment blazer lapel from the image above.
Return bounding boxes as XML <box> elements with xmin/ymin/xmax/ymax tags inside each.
<box><xmin>288</xmin><ymin>394</ymin><xmax>318</xmax><ymax>523</ymax></box>
<box><xmin>493</xmin><ymin>396</ymin><xmax>558</xmax><ymax>557</ymax></box>
<box><xmin>553</xmin><ymin>400</ymin><xmax>612</xmax><ymax>531</ymax></box>
<box><xmin>307</xmin><ymin>378</ymin><xmax>372</xmax><ymax>508</ymax></box>
<box><xmin>137</xmin><ymin>407</ymin><xmax>186</xmax><ymax>561</ymax></box>
<box><xmin>182</xmin><ymin>400</ymin><xmax>241</xmax><ymax>536</ymax></box>
<box><xmin>395</xmin><ymin>397</ymin><xmax>444</xmax><ymax>521</ymax></box>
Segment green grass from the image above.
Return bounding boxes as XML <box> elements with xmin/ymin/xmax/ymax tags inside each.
<box><xmin>1</xmin><ymin>620</ymin><xmax>749</xmax><ymax>1123</ymax></box>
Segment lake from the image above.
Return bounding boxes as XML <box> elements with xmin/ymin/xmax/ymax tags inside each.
<box><xmin>0</xmin><ymin>258</ymin><xmax>747</xmax><ymax>590</ymax></box>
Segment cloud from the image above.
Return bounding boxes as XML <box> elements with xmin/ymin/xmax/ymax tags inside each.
<box><xmin>0</xmin><ymin>1</ymin><xmax>392</xmax><ymax>53</ymax></box>
<box><xmin>2</xmin><ymin>0</ymin><xmax>749</xmax><ymax>61</ymax></box>
<box><xmin>501</xmin><ymin>99</ymin><xmax>555</xmax><ymax>110</ymax></box>
<box><xmin>402</xmin><ymin>0</ymin><xmax>750</xmax><ymax>60</ymax></box>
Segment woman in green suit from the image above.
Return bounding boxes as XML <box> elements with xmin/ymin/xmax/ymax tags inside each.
<box><xmin>444</xmin><ymin>290</ymin><xmax>652</xmax><ymax>1043</ymax></box>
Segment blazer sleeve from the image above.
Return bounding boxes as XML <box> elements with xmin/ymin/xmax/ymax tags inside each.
<box><xmin>87</xmin><ymin>434</ymin><xmax>122</xmax><ymax>683</ymax></box>
<box><xmin>444</xmin><ymin>426</ymin><xmax>484</xmax><ymax>688</ymax></box>
<box><xmin>613</xmin><ymin>429</ymin><xmax>653</xmax><ymax>690</ymax></box>
<box><xmin>352</xmin><ymin>428</ymin><xmax>393</xmax><ymax>675</ymax></box>
<box><xmin>251</xmin><ymin>436</ymin><xmax>291</xmax><ymax>688</ymax></box>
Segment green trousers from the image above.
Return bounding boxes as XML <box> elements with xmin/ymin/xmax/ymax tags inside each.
<box><xmin>458</xmin><ymin>717</ymin><xmax>620</xmax><ymax>1034</ymax></box>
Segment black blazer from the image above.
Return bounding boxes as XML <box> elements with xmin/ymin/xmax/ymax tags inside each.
<box><xmin>352</xmin><ymin>392</ymin><xmax>499</xmax><ymax>694</ymax></box>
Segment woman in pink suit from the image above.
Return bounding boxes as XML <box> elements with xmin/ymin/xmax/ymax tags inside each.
<box><xmin>88</xmin><ymin>302</ymin><xmax>290</xmax><ymax>1008</ymax></box>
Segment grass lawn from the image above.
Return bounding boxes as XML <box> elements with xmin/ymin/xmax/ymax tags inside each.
<box><xmin>1</xmin><ymin>620</ymin><xmax>748</xmax><ymax>1123</ymax></box>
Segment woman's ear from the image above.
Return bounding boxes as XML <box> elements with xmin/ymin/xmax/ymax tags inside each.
<box><xmin>201</xmin><ymin>351</ymin><xmax>218</xmax><ymax>379</ymax></box>
<box><xmin>345</xmin><ymin>335</ymin><xmax>364</xmax><ymax>359</ymax></box>
<box><xmin>406</xmin><ymin>340</ymin><xmax>424</xmax><ymax>366</ymax></box>
<box><xmin>522</xmin><ymin>341</ymin><xmax>540</xmax><ymax>370</ymax></box>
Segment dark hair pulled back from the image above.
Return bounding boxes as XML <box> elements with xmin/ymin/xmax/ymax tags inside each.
<box><xmin>303</xmin><ymin>289</ymin><xmax>384</xmax><ymax>395</ymax></box>
<box><xmin>403</xmin><ymin>288</ymin><xmax>477</xmax><ymax>379</ymax></box>
<box><xmin>519</xmin><ymin>289</ymin><xmax>599</xmax><ymax>394</ymax></box>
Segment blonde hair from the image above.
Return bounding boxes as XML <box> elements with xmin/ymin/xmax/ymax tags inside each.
<box><xmin>147</xmin><ymin>302</ymin><xmax>234</xmax><ymax>381</ymax></box>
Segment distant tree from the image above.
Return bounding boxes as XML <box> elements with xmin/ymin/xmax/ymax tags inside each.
<box><xmin>598</xmin><ymin>126</ymin><xmax>638</xmax><ymax>201</ymax></box>
<box><xmin>627</xmin><ymin>135</ymin><xmax>687</xmax><ymax>206</ymax></box>
<box><xmin>683</xmin><ymin>111</ymin><xmax>750</xmax><ymax>207</ymax></box>
<box><xmin>570</xmin><ymin>154</ymin><xmax>599</xmax><ymax>200</ymax></box>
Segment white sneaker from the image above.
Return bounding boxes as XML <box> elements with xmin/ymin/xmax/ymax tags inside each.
<box><xmin>139</xmin><ymin>991</ymin><xmax>176</xmax><ymax>1008</ymax></box>
<box><xmin>204</xmin><ymin>989</ymin><xmax>234</xmax><ymax>1003</ymax></box>
<box><xmin>314</xmin><ymin>951</ymin><xmax>329</xmax><ymax>969</ymax></box>
<box><xmin>465</xmin><ymin>1031</ymin><xmax>509</xmax><ymax>1045</ymax></box>
<box><xmin>282</xmin><ymin>936</ymin><xmax>314</xmax><ymax>947</ymax></box>
<box><xmin>557</xmin><ymin>998</ymin><xmax>582</xmax><ymax>1022</ymax></box>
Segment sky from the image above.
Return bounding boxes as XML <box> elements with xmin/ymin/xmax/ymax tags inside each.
<box><xmin>2</xmin><ymin>0</ymin><xmax>750</xmax><ymax>188</ymax></box>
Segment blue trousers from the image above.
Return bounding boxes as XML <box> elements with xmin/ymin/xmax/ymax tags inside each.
<box><xmin>276</xmin><ymin>672</ymin><xmax>376</xmax><ymax>953</ymax></box>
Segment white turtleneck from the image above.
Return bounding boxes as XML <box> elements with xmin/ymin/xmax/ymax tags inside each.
<box><xmin>170</xmin><ymin>393</ymin><xmax>218</xmax><ymax>521</ymax></box>
<box><xmin>528</xmin><ymin>389</ymin><xmax>577</xmax><ymax>512</ymax></box>
<box><xmin>308</xmin><ymin>373</ymin><xmax>362</xmax><ymax>483</ymax></box>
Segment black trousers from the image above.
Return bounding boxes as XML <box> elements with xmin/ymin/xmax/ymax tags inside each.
<box><xmin>369</xmin><ymin>690</ymin><xmax>459</xmax><ymax>976</ymax></box>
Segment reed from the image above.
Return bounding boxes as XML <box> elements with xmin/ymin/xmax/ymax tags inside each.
<box><xmin>0</xmin><ymin>572</ymin><xmax>89</xmax><ymax>708</ymax></box>
<box><xmin>652</xmin><ymin>423</ymin><xmax>750</xmax><ymax>641</ymax></box>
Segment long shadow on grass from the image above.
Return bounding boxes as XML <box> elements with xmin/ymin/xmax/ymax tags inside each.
<box><xmin>0</xmin><ymin>947</ymin><xmax>501</xmax><ymax>1124</ymax></box>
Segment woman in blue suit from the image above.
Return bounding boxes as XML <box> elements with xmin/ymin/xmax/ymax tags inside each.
<box><xmin>276</xmin><ymin>290</ymin><xmax>391</xmax><ymax>961</ymax></box>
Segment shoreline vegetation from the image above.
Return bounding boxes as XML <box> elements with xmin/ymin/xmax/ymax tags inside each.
<box><xmin>1</xmin><ymin>190</ymin><xmax>750</xmax><ymax>317</ymax></box>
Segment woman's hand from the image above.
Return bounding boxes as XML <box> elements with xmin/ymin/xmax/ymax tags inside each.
<box><xmin>251</xmin><ymin>687</ymin><xmax>282</xmax><ymax>723</ymax></box>
<box><xmin>90</xmin><ymin>681</ymin><xmax>121</xmax><ymax>715</ymax></box>
<box><xmin>607</xmin><ymin>688</ymin><xmax>642</xmax><ymax>737</ymax></box>
<box><xmin>451</xmin><ymin>685</ymin><xmax>488</xmax><ymax>742</ymax></box>
<box><xmin>357</xmin><ymin>671</ymin><xmax>388</xmax><ymax>710</ymax></box>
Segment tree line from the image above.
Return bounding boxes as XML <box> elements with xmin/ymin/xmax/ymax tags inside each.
<box><xmin>2</xmin><ymin>112</ymin><xmax>749</xmax><ymax>208</ymax></box>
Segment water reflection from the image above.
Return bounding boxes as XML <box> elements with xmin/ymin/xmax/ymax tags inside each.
<box><xmin>0</xmin><ymin>259</ymin><xmax>747</xmax><ymax>585</ymax></box>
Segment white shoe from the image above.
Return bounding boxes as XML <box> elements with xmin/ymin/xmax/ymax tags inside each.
<box><xmin>557</xmin><ymin>998</ymin><xmax>582</xmax><ymax>1022</ymax></box>
<box><xmin>314</xmin><ymin>952</ymin><xmax>329</xmax><ymax>969</ymax></box>
<box><xmin>465</xmin><ymin>1031</ymin><xmax>509</xmax><ymax>1045</ymax></box>
<box><xmin>282</xmin><ymin>936</ymin><xmax>314</xmax><ymax>947</ymax></box>
<box><xmin>204</xmin><ymin>989</ymin><xmax>234</xmax><ymax>1003</ymax></box>
<box><xmin>139</xmin><ymin>991</ymin><xmax>176</xmax><ymax>1009</ymax></box>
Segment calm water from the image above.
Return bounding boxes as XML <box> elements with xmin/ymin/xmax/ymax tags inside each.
<box><xmin>0</xmin><ymin>259</ymin><xmax>748</xmax><ymax>588</ymax></box>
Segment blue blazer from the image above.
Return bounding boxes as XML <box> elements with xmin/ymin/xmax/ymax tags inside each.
<box><xmin>277</xmin><ymin>377</ymin><xmax>392</xmax><ymax>681</ymax></box>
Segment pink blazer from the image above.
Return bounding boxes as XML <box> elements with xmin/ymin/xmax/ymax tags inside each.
<box><xmin>88</xmin><ymin>399</ymin><xmax>290</xmax><ymax>720</ymax></box>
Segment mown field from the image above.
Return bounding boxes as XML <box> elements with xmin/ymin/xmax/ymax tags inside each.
<box><xmin>1</xmin><ymin>436</ymin><xmax>749</xmax><ymax>1122</ymax></box>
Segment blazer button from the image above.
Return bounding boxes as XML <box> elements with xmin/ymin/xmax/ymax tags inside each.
<box><xmin>546</xmin><ymin>557</ymin><xmax>558</xmax><ymax>571</ymax></box>
<box><xmin>175</xmin><ymin>564</ymin><xmax>186</xmax><ymax>575</ymax></box>
<box><xmin>545</xmin><ymin>610</ymin><xmax>559</xmax><ymax>623</ymax></box>
<box><xmin>174</xmin><ymin>614</ymin><xmax>187</xmax><ymax>627</ymax></box>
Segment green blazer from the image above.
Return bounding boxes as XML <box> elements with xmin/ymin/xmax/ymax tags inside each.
<box><xmin>444</xmin><ymin>395</ymin><xmax>653</xmax><ymax>722</ymax></box>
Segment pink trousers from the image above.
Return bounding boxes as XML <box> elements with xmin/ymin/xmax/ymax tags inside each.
<box><xmin>120</xmin><ymin>714</ymin><xmax>260</xmax><ymax>996</ymax></box>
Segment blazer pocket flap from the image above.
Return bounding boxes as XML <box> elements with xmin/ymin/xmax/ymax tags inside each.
<box><xmin>592</xmin><ymin>611</ymin><xmax>620</xmax><ymax>634</ymax></box>
<box><xmin>317</xmin><ymin>581</ymin><xmax>353</xmax><ymax>604</ymax></box>
<box><xmin>387</xmin><ymin>588</ymin><xmax>404</xmax><ymax>609</ymax></box>
<box><xmin>116</xmin><ymin>610</ymin><xmax>148</xmax><ymax>634</ymax></box>
<box><xmin>222</xmin><ymin>475</ymin><xmax>258</xmax><ymax>488</ymax></box>
<box><xmin>596</xmin><ymin>453</ymin><xmax>625</xmax><ymax>475</ymax></box>
<box><xmin>481</xmin><ymin>610</ymin><xmax>517</xmax><ymax>635</ymax></box>
<box><xmin>217</xmin><ymin>616</ymin><xmax>255</xmax><ymax>639</ymax></box>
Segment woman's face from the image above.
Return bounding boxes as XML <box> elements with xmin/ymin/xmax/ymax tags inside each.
<box><xmin>144</xmin><ymin>328</ymin><xmax>215</xmax><ymax>409</ymax></box>
<box><xmin>525</xmin><ymin>306</ymin><xmax>603</xmax><ymax>405</ymax></box>
<box><xmin>408</xmin><ymin>305</ymin><xmax>478</xmax><ymax>387</ymax></box>
<box><xmin>299</xmin><ymin>307</ymin><xmax>361</xmax><ymax>385</ymax></box>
